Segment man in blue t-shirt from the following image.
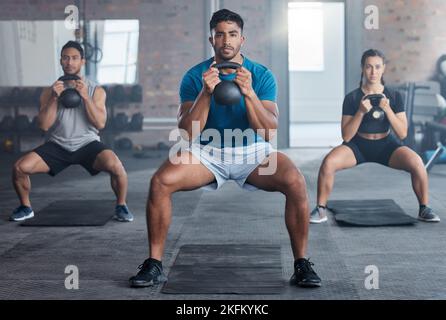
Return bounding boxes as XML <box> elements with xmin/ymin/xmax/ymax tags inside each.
<box><xmin>130</xmin><ymin>9</ymin><xmax>321</xmax><ymax>289</ymax></box>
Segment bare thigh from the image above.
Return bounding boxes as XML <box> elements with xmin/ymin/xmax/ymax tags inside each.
<box><xmin>92</xmin><ymin>150</ymin><xmax>122</xmax><ymax>172</ymax></box>
<box><xmin>388</xmin><ymin>146</ymin><xmax>424</xmax><ymax>172</ymax></box>
<box><xmin>14</xmin><ymin>151</ymin><xmax>50</xmax><ymax>174</ymax></box>
<box><xmin>321</xmin><ymin>145</ymin><xmax>357</xmax><ymax>171</ymax></box>
<box><xmin>152</xmin><ymin>151</ymin><xmax>216</xmax><ymax>192</ymax></box>
<box><xmin>246</xmin><ymin>152</ymin><xmax>300</xmax><ymax>192</ymax></box>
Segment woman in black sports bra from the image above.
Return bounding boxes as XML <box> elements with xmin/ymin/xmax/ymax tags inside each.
<box><xmin>310</xmin><ymin>49</ymin><xmax>439</xmax><ymax>224</ymax></box>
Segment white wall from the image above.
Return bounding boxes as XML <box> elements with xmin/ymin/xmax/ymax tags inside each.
<box><xmin>0</xmin><ymin>21</ymin><xmax>74</xmax><ymax>86</ymax></box>
<box><xmin>289</xmin><ymin>2</ymin><xmax>345</xmax><ymax>123</ymax></box>
<box><xmin>0</xmin><ymin>22</ymin><xmax>21</xmax><ymax>85</ymax></box>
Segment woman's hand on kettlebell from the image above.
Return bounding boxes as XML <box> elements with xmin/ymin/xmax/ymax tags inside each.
<box><xmin>234</xmin><ymin>67</ymin><xmax>254</xmax><ymax>97</ymax></box>
<box><xmin>359</xmin><ymin>97</ymin><xmax>373</xmax><ymax>114</ymax></box>
<box><xmin>379</xmin><ymin>94</ymin><xmax>391</xmax><ymax>113</ymax></box>
<box><xmin>202</xmin><ymin>62</ymin><xmax>221</xmax><ymax>95</ymax></box>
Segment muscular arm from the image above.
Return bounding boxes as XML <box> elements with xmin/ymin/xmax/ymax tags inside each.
<box><xmin>244</xmin><ymin>92</ymin><xmax>278</xmax><ymax>141</ymax></box>
<box><xmin>38</xmin><ymin>88</ymin><xmax>58</xmax><ymax>131</ymax></box>
<box><xmin>234</xmin><ymin>67</ymin><xmax>278</xmax><ymax>141</ymax></box>
<box><xmin>177</xmin><ymin>65</ymin><xmax>220</xmax><ymax>141</ymax></box>
<box><xmin>83</xmin><ymin>86</ymin><xmax>107</xmax><ymax>130</ymax></box>
<box><xmin>177</xmin><ymin>89</ymin><xmax>211</xmax><ymax>141</ymax></box>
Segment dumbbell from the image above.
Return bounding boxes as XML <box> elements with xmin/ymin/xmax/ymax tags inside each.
<box><xmin>129</xmin><ymin>112</ymin><xmax>144</xmax><ymax>131</ymax></box>
<box><xmin>113</xmin><ymin>112</ymin><xmax>129</xmax><ymax>131</ymax></box>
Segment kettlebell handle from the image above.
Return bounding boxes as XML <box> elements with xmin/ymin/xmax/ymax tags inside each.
<box><xmin>364</xmin><ymin>93</ymin><xmax>385</xmax><ymax>100</ymax></box>
<box><xmin>364</xmin><ymin>94</ymin><xmax>385</xmax><ymax>109</ymax></box>
<box><xmin>213</xmin><ymin>62</ymin><xmax>242</xmax><ymax>70</ymax></box>
<box><xmin>58</xmin><ymin>75</ymin><xmax>81</xmax><ymax>82</ymax></box>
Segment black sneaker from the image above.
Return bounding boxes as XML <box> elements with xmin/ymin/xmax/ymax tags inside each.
<box><xmin>290</xmin><ymin>258</ymin><xmax>321</xmax><ymax>288</ymax></box>
<box><xmin>129</xmin><ymin>258</ymin><xmax>168</xmax><ymax>288</ymax></box>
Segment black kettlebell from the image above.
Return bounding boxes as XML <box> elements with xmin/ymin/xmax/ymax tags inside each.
<box><xmin>212</xmin><ymin>62</ymin><xmax>243</xmax><ymax>106</ymax></box>
<box><xmin>58</xmin><ymin>75</ymin><xmax>82</xmax><ymax>108</ymax></box>
<box><xmin>364</xmin><ymin>94</ymin><xmax>385</xmax><ymax>121</ymax></box>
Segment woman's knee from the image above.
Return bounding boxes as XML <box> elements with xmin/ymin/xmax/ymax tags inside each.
<box><xmin>320</xmin><ymin>156</ymin><xmax>338</xmax><ymax>175</ymax></box>
<box><xmin>407</xmin><ymin>154</ymin><xmax>426</xmax><ymax>173</ymax></box>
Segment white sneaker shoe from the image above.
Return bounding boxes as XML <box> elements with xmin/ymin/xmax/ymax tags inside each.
<box><xmin>310</xmin><ymin>206</ymin><xmax>328</xmax><ymax>224</ymax></box>
<box><xmin>418</xmin><ymin>206</ymin><xmax>440</xmax><ymax>222</ymax></box>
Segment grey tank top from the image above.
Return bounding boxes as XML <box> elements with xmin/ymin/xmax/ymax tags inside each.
<box><xmin>47</xmin><ymin>78</ymin><xmax>100</xmax><ymax>152</ymax></box>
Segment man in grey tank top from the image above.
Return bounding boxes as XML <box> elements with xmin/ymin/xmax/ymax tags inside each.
<box><xmin>9</xmin><ymin>41</ymin><xmax>134</xmax><ymax>223</ymax></box>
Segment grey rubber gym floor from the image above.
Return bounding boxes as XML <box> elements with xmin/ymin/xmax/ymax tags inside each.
<box><xmin>1</xmin><ymin>148</ymin><xmax>446</xmax><ymax>300</ymax></box>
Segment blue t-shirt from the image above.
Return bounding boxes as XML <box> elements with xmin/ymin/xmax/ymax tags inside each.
<box><xmin>179</xmin><ymin>56</ymin><xmax>277</xmax><ymax>148</ymax></box>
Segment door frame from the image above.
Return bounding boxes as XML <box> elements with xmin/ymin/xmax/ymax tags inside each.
<box><xmin>270</xmin><ymin>0</ymin><xmax>364</xmax><ymax>148</ymax></box>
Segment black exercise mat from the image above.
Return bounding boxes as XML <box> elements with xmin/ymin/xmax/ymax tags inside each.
<box><xmin>328</xmin><ymin>199</ymin><xmax>418</xmax><ymax>227</ymax></box>
<box><xmin>162</xmin><ymin>244</ymin><xmax>284</xmax><ymax>294</ymax></box>
<box><xmin>21</xmin><ymin>200</ymin><xmax>115</xmax><ymax>226</ymax></box>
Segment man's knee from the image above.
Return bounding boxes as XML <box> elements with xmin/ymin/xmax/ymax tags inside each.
<box><xmin>108</xmin><ymin>159</ymin><xmax>126</xmax><ymax>176</ymax></box>
<box><xmin>13</xmin><ymin>159</ymin><xmax>31</xmax><ymax>176</ymax></box>
<box><xmin>99</xmin><ymin>152</ymin><xmax>126</xmax><ymax>176</ymax></box>
<box><xmin>282</xmin><ymin>168</ymin><xmax>307</xmax><ymax>194</ymax></box>
<box><xmin>149</xmin><ymin>172</ymin><xmax>174</xmax><ymax>197</ymax></box>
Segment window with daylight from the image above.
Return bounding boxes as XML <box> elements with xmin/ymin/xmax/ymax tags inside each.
<box><xmin>97</xmin><ymin>20</ymin><xmax>139</xmax><ymax>84</ymax></box>
<box><xmin>288</xmin><ymin>2</ymin><xmax>324</xmax><ymax>72</ymax></box>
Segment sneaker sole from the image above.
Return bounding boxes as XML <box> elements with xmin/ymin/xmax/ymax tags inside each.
<box><xmin>10</xmin><ymin>211</ymin><xmax>34</xmax><ymax>222</ymax></box>
<box><xmin>297</xmin><ymin>281</ymin><xmax>322</xmax><ymax>288</ymax></box>
<box><xmin>114</xmin><ymin>215</ymin><xmax>134</xmax><ymax>222</ymax></box>
<box><xmin>310</xmin><ymin>217</ymin><xmax>328</xmax><ymax>224</ymax></box>
<box><xmin>418</xmin><ymin>216</ymin><xmax>440</xmax><ymax>222</ymax></box>
<box><xmin>290</xmin><ymin>278</ymin><xmax>322</xmax><ymax>288</ymax></box>
<box><xmin>129</xmin><ymin>275</ymin><xmax>168</xmax><ymax>288</ymax></box>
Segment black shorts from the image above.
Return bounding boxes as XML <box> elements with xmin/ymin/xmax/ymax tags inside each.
<box><xmin>33</xmin><ymin>141</ymin><xmax>110</xmax><ymax>176</ymax></box>
<box><xmin>342</xmin><ymin>134</ymin><xmax>404</xmax><ymax>166</ymax></box>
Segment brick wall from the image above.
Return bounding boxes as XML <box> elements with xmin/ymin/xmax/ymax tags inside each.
<box><xmin>0</xmin><ymin>0</ymin><xmax>206</xmax><ymax>147</ymax></box>
<box><xmin>219</xmin><ymin>0</ymin><xmax>272</xmax><ymax>67</ymax></box>
<box><xmin>2</xmin><ymin>0</ymin><xmax>446</xmax><ymax>147</ymax></box>
<box><xmin>363</xmin><ymin>0</ymin><xmax>446</xmax><ymax>84</ymax></box>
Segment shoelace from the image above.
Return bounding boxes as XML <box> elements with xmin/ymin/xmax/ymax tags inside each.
<box><xmin>296</xmin><ymin>259</ymin><xmax>315</xmax><ymax>274</ymax></box>
<box><xmin>117</xmin><ymin>205</ymin><xmax>129</xmax><ymax>214</ymax></box>
<box><xmin>137</xmin><ymin>260</ymin><xmax>161</xmax><ymax>276</ymax></box>
<box><xmin>14</xmin><ymin>205</ymin><xmax>29</xmax><ymax>214</ymax></box>
<box><xmin>420</xmin><ymin>207</ymin><xmax>432</xmax><ymax>217</ymax></box>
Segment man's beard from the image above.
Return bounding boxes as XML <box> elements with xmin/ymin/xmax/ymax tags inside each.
<box><xmin>63</xmin><ymin>67</ymin><xmax>79</xmax><ymax>75</ymax></box>
<box><xmin>215</xmin><ymin>45</ymin><xmax>240</xmax><ymax>61</ymax></box>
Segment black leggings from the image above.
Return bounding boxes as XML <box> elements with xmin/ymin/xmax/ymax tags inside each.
<box><xmin>342</xmin><ymin>134</ymin><xmax>404</xmax><ymax>166</ymax></box>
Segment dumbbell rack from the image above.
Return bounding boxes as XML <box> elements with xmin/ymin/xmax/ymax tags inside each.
<box><xmin>1</xmin><ymin>84</ymin><xmax>144</xmax><ymax>154</ymax></box>
<box><xmin>100</xmin><ymin>100</ymin><xmax>120</xmax><ymax>150</ymax></box>
<box><xmin>0</xmin><ymin>99</ymin><xmax>43</xmax><ymax>154</ymax></box>
<box><xmin>100</xmin><ymin>84</ymin><xmax>144</xmax><ymax>151</ymax></box>
<box><xmin>101</xmin><ymin>107</ymin><xmax>144</xmax><ymax>150</ymax></box>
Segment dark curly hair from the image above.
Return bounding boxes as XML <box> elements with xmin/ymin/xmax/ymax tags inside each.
<box><xmin>210</xmin><ymin>9</ymin><xmax>244</xmax><ymax>34</ymax></box>
<box><xmin>61</xmin><ymin>40</ymin><xmax>84</xmax><ymax>59</ymax></box>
